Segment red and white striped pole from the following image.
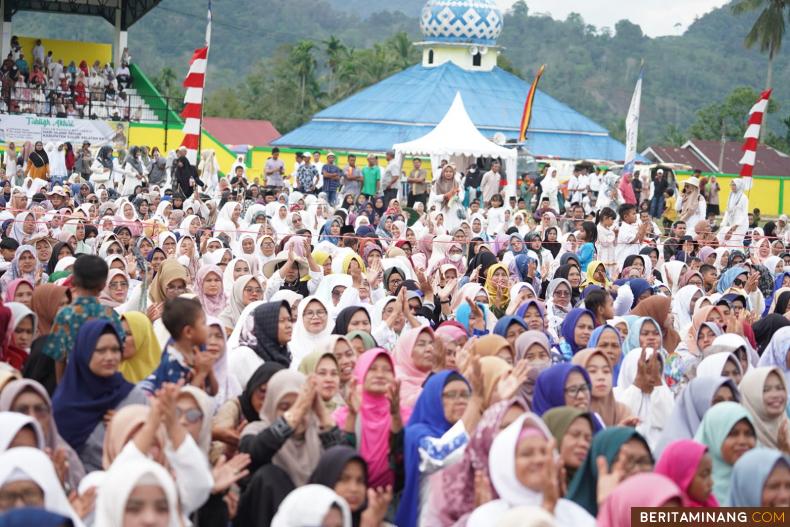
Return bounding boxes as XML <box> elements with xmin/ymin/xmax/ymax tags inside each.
<box><xmin>738</xmin><ymin>88</ymin><xmax>772</xmax><ymax>190</ymax></box>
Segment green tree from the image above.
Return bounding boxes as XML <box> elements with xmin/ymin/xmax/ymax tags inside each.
<box><xmin>732</xmin><ymin>0</ymin><xmax>788</xmax><ymax>92</ymax></box>
<box><xmin>152</xmin><ymin>67</ymin><xmax>183</xmax><ymax>103</ymax></box>
<box><xmin>687</xmin><ymin>86</ymin><xmax>777</xmax><ymax>141</ymax></box>
<box><xmin>389</xmin><ymin>31</ymin><xmax>418</xmax><ymax>69</ymax></box>
<box><xmin>323</xmin><ymin>35</ymin><xmax>346</xmax><ymax>98</ymax></box>
<box><xmin>291</xmin><ymin>40</ymin><xmax>320</xmax><ymax>112</ymax></box>
<box><xmin>661</xmin><ymin>124</ymin><xmax>686</xmax><ymax>147</ymax></box>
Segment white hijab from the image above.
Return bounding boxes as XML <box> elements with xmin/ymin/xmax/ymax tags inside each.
<box><xmin>290</xmin><ymin>296</ymin><xmax>333</xmax><ymax>370</ymax></box>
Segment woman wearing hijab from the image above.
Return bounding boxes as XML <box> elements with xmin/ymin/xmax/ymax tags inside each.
<box><xmin>24</xmin><ymin>141</ymin><xmax>49</xmax><ymax>180</ymax></box>
<box><xmin>218</xmin><ymin>274</ymin><xmax>264</xmax><ymax>333</ymax></box>
<box><xmin>466</xmin><ymin>413</ymin><xmax>595</xmax><ymax>527</ymax></box>
<box><xmin>572</xmin><ymin>349</ymin><xmax>633</xmax><ymax>427</ymax></box>
<box><xmin>237</xmin><ymin>370</ymin><xmax>344</xmax><ymax>526</ymax></box>
<box><xmin>271</xmin><ymin>484</ymin><xmax>352</xmax><ymax>527</ymax></box>
<box><xmin>308</xmin><ymin>446</ymin><xmax>393</xmax><ymax>527</ymax></box>
<box><xmin>94</xmin><ymin>457</ymin><xmax>180</xmax><ymax>527</ymax></box>
<box><xmin>51</xmin><ymin>320</ymin><xmax>147</xmax><ymax>472</ymax></box>
<box><xmin>0</xmin><ymin>245</ymin><xmax>46</xmax><ymax>295</ymax></box>
<box><xmin>0</xmin><ymin>447</ymin><xmax>83</xmax><ymax>526</ymax></box>
<box><xmin>393</xmin><ymin>326</ymin><xmax>437</xmax><ymax>408</ymax></box>
<box><xmin>755</xmin><ymin>318</ymin><xmax>790</xmax><ymax>355</ymax></box>
<box><xmin>544</xmin><ymin>278</ymin><xmax>573</xmax><ymax>335</ymax></box>
<box><xmin>532</xmin><ymin>364</ymin><xmax>598</xmax><ymax>425</ymax></box>
<box><xmin>597</xmin><ymin>473</ymin><xmax>682</xmax><ymax>526</ymax></box>
<box><xmin>119</xmin><ymin>311</ymin><xmax>162</xmax><ymax>384</ymax></box>
<box><xmin>694</xmin><ymin>401</ymin><xmax>756</xmax><ymax>505</ymax></box>
<box><xmin>556</xmin><ymin>308</ymin><xmax>595</xmax><ymax>361</ymax></box>
<box><xmin>654</xmin><ymin>439</ymin><xmax>719</xmax><ymax>507</ymax></box>
<box><xmin>147</xmin><ymin>258</ymin><xmax>189</xmax><ymax>305</ymax></box>
<box><xmin>542</xmin><ymin>407</ymin><xmax>594</xmax><ymax>488</ymax></box>
<box><xmin>718</xmin><ymin>179</ymin><xmax>749</xmax><ymax>246</ymax></box>
<box><xmin>483</xmin><ymin>263</ymin><xmax>511</xmax><ymax>318</ymax></box>
<box><xmin>194</xmin><ymin>264</ymin><xmax>227</xmax><ymax>317</ymax></box>
<box><xmin>97</xmin><ymin>268</ymin><xmax>130</xmax><ymax>310</ymax></box>
<box><xmin>566</xmin><ymin>426</ymin><xmax>653</xmax><ymax>516</ymax></box>
<box><xmin>0</xmin><ymin>379</ymin><xmax>86</xmax><ymax>491</ymax></box>
<box><xmin>396</xmin><ymin>368</ymin><xmax>484</xmax><ymax>527</ymax></box>
<box><xmin>297</xmin><ymin>350</ymin><xmax>343</xmax><ymax>412</ymax></box>
<box><xmin>730</xmin><ymin>448</ymin><xmax>790</xmax><ymax>507</ymax></box>
<box><xmin>290</xmin><ymin>296</ymin><xmax>333</xmax><ymax>369</ymax></box>
<box><xmin>628</xmin><ymin>296</ymin><xmax>681</xmax><ymax>352</ymax></box>
<box><xmin>24</xmin><ymin>284</ymin><xmax>71</xmax><ymax>395</ymax></box>
<box><xmin>739</xmin><ymin>366</ymin><xmax>789</xmax><ymax>451</ymax></box>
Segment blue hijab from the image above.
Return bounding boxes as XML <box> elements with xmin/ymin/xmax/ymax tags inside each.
<box><xmin>624</xmin><ymin>316</ymin><xmax>663</xmax><ymax>355</ymax></box>
<box><xmin>513</xmin><ymin>253</ymin><xmax>537</xmax><ymax>282</ymax></box>
<box><xmin>395</xmin><ymin>370</ymin><xmax>469</xmax><ymax>527</ymax></box>
<box><xmin>515</xmin><ymin>299</ymin><xmax>545</xmax><ymax>321</ymax></box>
<box><xmin>764</xmin><ymin>271</ymin><xmax>790</xmax><ymax>316</ymax></box>
<box><xmin>319</xmin><ymin>218</ymin><xmax>341</xmax><ymax>245</ymax></box>
<box><xmin>628</xmin><ymin>278</ymin><xmax>653</xmax><ymax>308</ymax></box>
<box><xmin>52</xmin><ymin>319</ymin><xmax>134</xmax><ymax>451</ymax></box>
<box><xmin>532</xmin><ymin>363</ymin><xmax>591</xmax><ymax>416</ymax></box>
<box><xmin>493</xmin><ymin>315</ymin><xmax>528</xmax><ymax>338</ymax></box>
<box><xmin>588</xmin><ymin>324</ymin><xmax>624</xmax><ymax>383</ymax></box>
<box><xmin>454</xmin><ymin>302</ymin><xmax>489</xmax><ymax>335</ymax></box>
<box><xmin>0</xmin><ymin>508</ymin><xmax>72</xmax><ymax>527</ymax></box>
<box><xmin>559</xmin><ymin>307</ymin><xmax>596</xmax><ymax>358</ymax></box>
<box><xmin>717</xmin><ymin>266</ymin><xmax>748</xmax><ymax>294</ymax></box>
<box><xmin>730</xmin><ymin>448</ymin><xmax>790</xmax><ymax>506</ymax></box>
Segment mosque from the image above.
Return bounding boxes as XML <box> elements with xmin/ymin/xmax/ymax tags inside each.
<box><xmin>273</xmin><ymin>0</ymin><xmax>628</xmax><ymax>161</ymax></box>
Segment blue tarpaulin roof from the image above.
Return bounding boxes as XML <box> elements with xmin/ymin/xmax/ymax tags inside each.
<box><xmin>274</xmin><ymin>62</ymin><xmax>631</xmax><ymax>161</ymax></box>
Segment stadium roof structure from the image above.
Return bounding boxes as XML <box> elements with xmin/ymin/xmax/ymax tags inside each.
<box><xmin>4</xmin><ymin>0</ymin><xmax>161</xmax><ymax>29</ymax></box>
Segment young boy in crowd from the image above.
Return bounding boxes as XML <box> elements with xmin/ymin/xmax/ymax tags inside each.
<box><xmin>140</xmin><ymin>297</ymin><xmax>217</xmax><ymax>396</ymax></box>
<box><xmin>662</xmin><ymin>188</ymin><xmax>677</xmax><ymax>233</ymax></box>
<box><xmin>43</xmin><ymin>255</ymin><xmax>125</xmax><ymax>381</ymax></box>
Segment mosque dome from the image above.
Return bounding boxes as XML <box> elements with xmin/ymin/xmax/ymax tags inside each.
<box><xmin>419</xmin><ymin>0</ymin><xmax>503</xmax><ymax>46</ymax></box>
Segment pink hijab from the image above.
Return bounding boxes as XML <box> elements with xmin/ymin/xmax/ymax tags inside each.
<box><xmin>3</xmin><ymin>278</ymin><xmax>33</xmax><ymax>303</ymax></box>
<box><xmin>393</xmin><ymin>326</ymin><xmax>435</xmax><ymax>407</ymax></box>
<box><xmin>654</xmin><ymin>439</ymin><xmax>720</xmax><ymax>507</ymax></box>
<box><xmin>598</xmin><ymin>473</ymin><xmax>682</xmax><ymax>527</ymax></box>
<box><xmin>619</xmin><ymin>174</ymin><xmax>637</xmax><ymax>205</ymax></box>
<box><xmin>194</xmin><ymin>264</ymin><xmax>227</xmax><ymax>317</ymax></box>
<box><xmin>332</xmin><ymin>348</ymin><xmax>411</xmax><ymax>488</ymax></box>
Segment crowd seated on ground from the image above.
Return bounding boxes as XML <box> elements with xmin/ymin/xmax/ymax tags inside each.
<box><xmin>0</xmin><ymin>36</ymin><xmax>140</xmax><ymax>121</ymax></box>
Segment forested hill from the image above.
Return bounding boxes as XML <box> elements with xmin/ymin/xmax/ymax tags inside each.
<box><xmin>12</xmin><ymin>0</ymin><xmax>789</xmax><ymax>148</ymax></box>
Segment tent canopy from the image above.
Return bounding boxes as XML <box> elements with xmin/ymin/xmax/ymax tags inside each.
<box><xmin>393</xmin><ymin>92</ymin><xmax>518</xmax><ymax>196</ymax></box>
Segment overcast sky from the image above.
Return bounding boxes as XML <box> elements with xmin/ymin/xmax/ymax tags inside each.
<box><xmin>495</xmin><ymin>0</ymin><xmax>730</xmax><ymax>37</ymax></box>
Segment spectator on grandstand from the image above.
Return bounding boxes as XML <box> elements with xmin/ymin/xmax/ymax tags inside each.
<box><xmin>116</xmin><ymin>62</ymin><xmax>132</xmax><ymax>90</ymax></box>
<box><xmin>32</xmin><ymin>39</ymin><xmax>45</xmax><ymax>64</ymax></box>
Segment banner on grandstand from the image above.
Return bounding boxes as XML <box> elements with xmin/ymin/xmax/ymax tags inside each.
<box><xmin>0</xmin><ymin>115</ymin><xmax>128</xmax><ymax>149</ymax></box>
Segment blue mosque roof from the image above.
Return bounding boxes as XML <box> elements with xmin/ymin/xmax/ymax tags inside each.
<box><xmin>274</xmin><ymin>62</ymin><xmax>630</xmax><ymax>161</ymax></box>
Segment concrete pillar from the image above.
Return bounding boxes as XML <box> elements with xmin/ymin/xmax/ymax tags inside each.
<box><xmin>0</xmin><ymin>0</ymin><xmax>11</xmax><ymax>60</ymax></box>
<box><xmin>113</xmin><ymin>6</ymin><xmax>128</xmax><ymax>67</ymax></box>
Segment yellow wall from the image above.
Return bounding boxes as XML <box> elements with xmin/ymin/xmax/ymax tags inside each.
<box><xmin>128</xmin><ymin>124</ymin><xmax>238</xmax><ymax>174</ymax></box>
<box><xmin>17</xmin><ymin>36</ymin><xmax>112</xmax><ymax>67</ymax></box>
<box><xmin>675</xmin><ymin>173</ymin><xmax>784</xmax><ymax>216</ymax></box>
<box><xmin>248</xmin><ymin>147</ymin><xmax>434</xmax><ymax>186</ymax></box>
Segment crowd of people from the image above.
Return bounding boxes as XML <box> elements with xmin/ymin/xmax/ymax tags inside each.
<box><xmin>1</xmin><ymin>37</ymin><xmax>139</xmax><ymax>120</ymax></box>
<box><xmin>0</xmin><ymin>137</ymin><xmax>788</xmax><ymax>527</ymax></box>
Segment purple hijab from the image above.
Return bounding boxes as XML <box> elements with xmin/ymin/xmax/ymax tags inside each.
<box><xmin>532</xmin><ymin>363</ymin><xmax>591</xmax><ymax>416</ymax></box>
<box><xmin>560</xmin><ymin>307</ymin><xmax>596</xmax><ymax>355</ymax></box>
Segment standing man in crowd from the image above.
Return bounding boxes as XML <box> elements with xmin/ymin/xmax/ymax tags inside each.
<box><xmin>297</xmin><ymin>151</ymin><xmax>319</xmax><ymax>194</ymax></box>
<box><xmin>481</xmin><ymin>160</ymin><xmax>502</xmax><ymax>207</ymax></box>
<box><xmin>381</xmin><ymin>151</ymin><xmax>399</xmax><ymax>205</ymax></box>
<box><xmin>321</xmin><ymin>152</ymin><xmax>341</xmax><ymax>206</ymax></box>
<box><xmin>264</xmin><ymin>147</ymin><xmax>286</xmax><ymax>192</ymax></box>
<box><xmin>407</xmin><ymin>157</ymin><xmax>428</xmax><ymax>208</ymax></box>
<box><xmin>342</xmin><ymin>154</ymin><xmax>363</xmax><ymax>198</ymax></box>
<box><xmin>362</xmin><ymin>154</ymin><xmax>381</xmax><ymax>199</ymax></box>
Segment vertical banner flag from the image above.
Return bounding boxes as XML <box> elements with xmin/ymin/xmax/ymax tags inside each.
<box><xmin>518</xmin><ymin>64</ymin><xmax>545</xmax><ymax>142</ymax></box>
<box><xmin>179</xmin><ymin>1</ymin><xmax>212</xmax><ymax>164</ymax></box>
<box><xmin>622</xmin><ymin>66</ymin><xmax>643</xmax><ymax>178</ymax></box>
<box><xmin>738</xmin><ymin>88</ymin><xmax>772</xmax><ymax>190</ymax></box>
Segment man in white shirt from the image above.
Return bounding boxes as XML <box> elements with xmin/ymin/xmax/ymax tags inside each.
<box><xmin>589</xmin><ymin>169</ymin><xmax>602</xmax><ymax>197</ymax></box>
<box><xmin>480</xmin><ymin>160</ymin><xmax>502</xmax><ymax>206</ymax></box>
<box><xmin>577</xmin><ymin>170</ymin><xmax>590</xmax><ymax>203</ymax></box>
<box><xmin>32</xmin><ymin>40</ymin><xmax>45</xmax><ymax>65</ymax></box>
<box><xmin>312</xmin><ymin>151</ymin><xmax>324</xmax><ymax>191</ymax></box>
<box><xmin>381</xmin><ymin>151</ymin><xmax>400</xmax><ymax>205</ymax></box>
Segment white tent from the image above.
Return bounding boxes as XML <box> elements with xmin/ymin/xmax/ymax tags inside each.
<box><xmin>393</xmin><ymin>92</ymin><xmax>518</xmax><ymax>197</ymax></box>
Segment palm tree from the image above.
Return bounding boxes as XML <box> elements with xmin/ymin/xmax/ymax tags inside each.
<box><xmin>290</xmin><ymin>40</ymin><xmax>318</xmax><ymax>111</ymax></box>
<box><xmin>732</xmin><ymin>0</ymin><xmax>788</xmax><ymax>92</ymax></box>
<box><xmin>323</xmin><ymin>35</ymin><xmax>347</xmax><ymax>97</ymax></box>
<box><xmin>388</xmin><ymin>32</ymin><xmax>416</xmax><ymax>69</ymax></box>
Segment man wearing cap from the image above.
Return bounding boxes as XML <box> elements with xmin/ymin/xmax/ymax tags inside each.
<box><xmin>381</xmin><ymin>151</ymin><xmax>400</xmax><ymax>205</ymax></box>
<box><xmin>296</xmin><ymin>152</ymin><xmax>319</xmax><ymax>195</ymax></box>
<box><xmin>321</xmin><ymin>152</ymin><xmax>341</xmax><ymax>206</ymax></box>
<box><xmin>264</xmin><ymin>147</ymin><xmax>286</xmax><ymax>191</ymax></box>
<box><xmin>649</xmin><ymin>168</ymin><xmax>668</xmax><ymax>218</ymax></box>
<box><xmin>362</xmin><ymin>154</ymin><xmax>381</xmax><ymax>199</ymax></box>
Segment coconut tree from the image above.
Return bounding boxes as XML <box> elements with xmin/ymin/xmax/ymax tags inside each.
<box><xmin>732</xmin><ymin>0</ymin><xmax>788</xmax><ymax>92</ymax></box>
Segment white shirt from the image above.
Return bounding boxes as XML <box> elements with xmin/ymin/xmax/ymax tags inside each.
<box><xmin>615</xmin><ymin>221</ymin><xmax>640</xmax><ymax>262</ymax></box>
<box><xmin>32</xmin><ymin>44</ymin><xmax>45</xmax><ymax>64</ymax></box>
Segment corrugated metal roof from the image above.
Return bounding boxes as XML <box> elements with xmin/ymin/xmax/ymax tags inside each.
<box><xmin>275</xmin><ymin>62</ymin><xmax>628</xmax><ymax>160</ymax></box>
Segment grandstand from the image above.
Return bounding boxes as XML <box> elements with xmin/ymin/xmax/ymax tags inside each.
<box><xmin>0</xmin><ymin>0</ymin><xmax>240</xmax><ymax>171</ymax></box>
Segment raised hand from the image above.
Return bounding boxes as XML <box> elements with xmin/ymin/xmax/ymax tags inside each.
<box><xmin>496</xmin><ymin>359</ymin><xmax>530</xmax><ymax>402</ymax></box>
<box><xmin>541</xmin><ymin>438</ymin><xmax>560</xmax><ymax>513</ymax></box>
<box><xmin>474</xmin><ymin>470</ymin><xmax>493</xmax><ymax>508</ymax></box>
<box><xmin>69</xmin><ymin>487</ymin><xmax>96</xmax><ymax>520</ymax></box>
<box><xmin>343</xmin><ymin>378</ymin><xmax>361</xmax><ymax>415</ymax></box>
<box><xmin>211</xmin><ymin>453</ymin><xmax>251</xmax><ymax>493</ymax></box>
<box><xmin>360</xmin><ymin>486</ymin><xmax>393</xmax><ymax>527</ymax></box>
<box><xmin>596</xmin><ymin>455</ymin><xmax>626</xmax><ymax>506</ymax></box>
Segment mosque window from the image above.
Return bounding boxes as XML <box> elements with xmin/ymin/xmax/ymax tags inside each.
<box><xmin>472</xmin><ymin>52</ymin><xmax>482</xmax><ymax>67</ymax></box>
<box><xmin>428</xmin><ymin>49</ymin><xmax>434</xmax><ymax>64</ymax></box>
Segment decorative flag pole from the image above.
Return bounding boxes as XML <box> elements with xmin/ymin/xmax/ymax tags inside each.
<box><xmin>518</xmin><ymin>64</ymin><xmax>545</xmax><ymax>143</ymax></box>
<box><xmin>738</xmin><ymin>88</ymin><xmax>772</xmax><ymax>191</ymax></box>
<box><xmin>179</xmin><ymin>0</ymin><xmax>212</xmax><ymax>165</ymax></box>
<box><xmin>622</xmin><ymin>64</ymin><xmax>643</xmax><ymax>179</ymax></box>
